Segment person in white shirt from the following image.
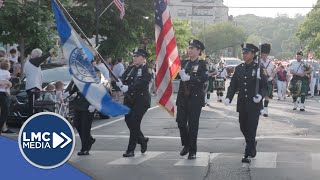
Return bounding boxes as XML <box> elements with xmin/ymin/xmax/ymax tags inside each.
<box><xmin>309</xmin><ymin>59</ymin><xmax>319</xmax><ymax>97</ymax></box>
<box><xmin>289</xmin><ymin>51</ymin><xmax>313</xmax><ymax>111</ymax></box>
<box><xmin>260</xmin><ymin>43</ymin><xmax>274</xmax><ymax>117</ymax></box>
<box><xmin>111</xmin><ymin>58</ymin><xmax>125</xmax><ymax>102</ymax></box>
<box><xmin>24</xmin><ymin>47</ymin><xmax>57</xmax><ymax>116</ymax></box>
<box><xmin>0</xmin><ymin>60</ymin><xmax>12</xmax><ymax>134</ymax></box>
<box><xmin>216</xmin><ymin>61</ymin><xmax>228</xmax><ymax>102</ymax></box>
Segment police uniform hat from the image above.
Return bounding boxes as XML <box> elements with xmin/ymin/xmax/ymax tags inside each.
<box><xmin>133</xmin><ymin>48</ymin><xmax>149</xmax><ymax>58</ymax></box>
<box><xmin>241</xmin><ymin>43</ymin><xmax>259</xmax><ymax>53</ymax></box>
<box><xmin>261</xmin><ymin>43</ymin><xmax>271</xmax><ymax>54</ymax></box>
<box><xmin>296</xmin><ymin>51</ymin><xmax>303</xmax><ymax>56</ymax></box>
<box><xmin>189</xmin><ymin>39</ymin><xmax>205</xmax><ymax>51</ymax></box>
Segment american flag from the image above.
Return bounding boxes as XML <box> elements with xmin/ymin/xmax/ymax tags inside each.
<box><xmin>154</xmin><ymin>0</ymin><xmax>181</xmax><ymax>116</ymax></box>
<box><xmin>113</xmin><ymin>0</ymin><xmax>125</xmax><ymax>19</ymax></box>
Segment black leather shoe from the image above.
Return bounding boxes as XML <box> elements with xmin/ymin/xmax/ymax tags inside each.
<box><xmin>88</xmin><ymin>138</ymin><xmax>96</xmax><ymax>151</ymax></box>
<box><xmin>123</xmin><ymin>151</ymin><xmax>135</xmax><ymax>157</ymax></box>
<box><xmin>180</xmin><ymin>147</ymin><xmax>189</xmax><ymax>156</ymax></box>
<box><xmin>241</xmin><ymin>155</ymin><xmax>251</xmax><ymax>163</ymax></box>
<box><xmin>141</xmin><ymin>139</ymin><xmax>148</xmax><ymax>154</ymax></box>
<box><xmin>77</xmin><ymin>151</ymin><xmax>89</xmax><ymax>156</ymax></box>
<box><xmin>188</xmin><ymin>153</ymin><xmax>196</xmax><ymax>160</ymax></box>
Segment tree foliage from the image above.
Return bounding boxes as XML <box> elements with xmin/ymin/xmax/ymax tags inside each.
<box><xmin>296</xmin><ymin>0</ymin><xmax>320</xmax><ymax>58</ymax></box>
<box><xmin>235</xmin><ymin>14</ymin><xmax>304</xmax><ymax>59</ymax></box>
<box><xmin>197</xmin><ymin>22</ymin><xmax>247</xmax><ymax>56</ymax></box>
<box><xmin>0</xmin><ymin>0</ymin><xmax>56</xmax><ymax>59</ymax></box>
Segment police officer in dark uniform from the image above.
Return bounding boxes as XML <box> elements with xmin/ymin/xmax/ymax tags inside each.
<box><xmin>66</xmin><ymin>81</ymin><xmax>96</xmax><ymax>156</ymax></box>
<box><xmin>116</xmin><ymin>48</ymin><xmax>152</xmax><ymax>157</ymax></box>
<box><xmin>224</xmin><ymin>43</ymin><xmax>268</xmax><ymax>163</ymax></box>
<box><xmin>176</xmin><ymin>40</ymin><xmax>208</xmax><ymax>160</ymax></box>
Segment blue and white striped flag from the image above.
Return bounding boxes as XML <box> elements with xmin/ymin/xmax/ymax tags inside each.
<box><xmin>51</xmin><ymin>0</ymin><xmax>129</xmax><ymax>117</ymax></box>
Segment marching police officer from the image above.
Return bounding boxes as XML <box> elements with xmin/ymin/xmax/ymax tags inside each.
<box><xmin>224</xmin><ymin>43</ymin><xmax>268</xmax><ymax>163</ymax></box>
<box><xmin>116</xmin><ymin>48</ymin><xmax>152</xmax><ymax>157</ymax></box>
<box><xmin>176</xmin><ymin>39</ymin><xmax>208</xmax><ymax>160</ymax></box>
<box><xmin>66</xmin><ymin>81</ymin><xmax>96</xmax><ymax>156</ymax></box>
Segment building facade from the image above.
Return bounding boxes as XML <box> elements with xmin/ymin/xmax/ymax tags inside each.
<box><xmin>168</xmin><ymin>0</ymin><xmax>229</xmax><ymax>23</ymax></box>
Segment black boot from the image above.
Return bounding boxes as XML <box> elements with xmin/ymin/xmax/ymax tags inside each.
<box><xmin>180</xmin><ymin>146</ymin><xmax>189</xmax><ymax>156</ymax></box>
<box><xmin>77</xmin><ymin>151</ymin><xmax>89</xmax><ymax>156</ymax></box>
<box><xmin>141</xmin><ymin>138</ymin><xmax>148</xmax><ymax>153</ymax></box>
<box><xmin>88</xmin><ymin>138</ymin><xmax>96</xmax><ymax>151</ymax></box>
<box><xmin>123</xmin><ymin>151</ymin><xmax>135</xmax><ymax>157</ymax></box>
<box><xmin>188</xmin><ymin>153</ymin><xmax>196</xmax><ymax>160</ymax></box>
<box><xmin>241</xmin><ymin>155</ymin><xmax>251</xmax><ymax>163</ymax></box>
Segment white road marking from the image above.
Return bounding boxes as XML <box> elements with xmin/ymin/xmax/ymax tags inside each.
<box><xmin>250</xmin><ymin>152</ymin><xmax>277</xmax><ymax>168</ymax></box>
<box><xmin>107</xmin><ymin>151</ymin><xmax>163</xmax><ymax>165</ymax></box>
<box><xmin>91</xmin><ymin>105</ymin><xmax>160</xmax><ymax>131</ymax></box>
<box><xmin>87</xmin><ymin>134</ymin><xmax>320</xmax><ymax>141</ymax></box>
<box><xmin>174</xmin><ymin>153</ymin><xmax>220</xmax><ymax>167</ymax></box>
<box><xmin>311</xmin><ymin>153</ymin><xmax>320</xmax><ymax>170</ymax></box>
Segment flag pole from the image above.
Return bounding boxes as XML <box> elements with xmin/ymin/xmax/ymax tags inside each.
<box><xmin>55</xmin><ymin>0</ymin><xmax>119</xmax><ymax>81</ymax></box>
<box><xmin>99</xmin><ymin>1</ymin><xmax>114</xmax><ymax>18</ymax></box>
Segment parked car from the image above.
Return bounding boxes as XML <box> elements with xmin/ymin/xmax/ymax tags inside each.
<box><xmin>221</xmin><ymin>57</ymin><xmax>242</xmax><ymax>77</ymax></box>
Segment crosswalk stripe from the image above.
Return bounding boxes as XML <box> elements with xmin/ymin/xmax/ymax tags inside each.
<box><xmin>249</xmin><ymin>152</ymin><xmax>277</xmax><ymax>168</ymax></box>
<box><xmin>174</xmin><ymin>153</ymin><xmax>220</xmax><ymax>167</ymax></box>
<box><xmin>107</xmin><ymin>151</ymin><xmax>164</xmax><ymax>165</ymax></box>
<box><xmin>311</xmin><ymin>153</ymin><xmax>320</xmax><ymax>170</ymax></box>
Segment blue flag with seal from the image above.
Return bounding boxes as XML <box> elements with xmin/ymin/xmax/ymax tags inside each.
<box><xmin>51</xmin><ymin>0</ymin><xmax>129</xmax><ymax>117</ymax></box>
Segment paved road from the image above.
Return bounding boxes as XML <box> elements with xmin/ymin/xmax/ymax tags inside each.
<box><xmin>67</xmin><ymin>91</ymin><xmax>320</xmax><ymax>180</ymax></box>
<box><xmin>4</xmin><ymin>89</ymin><xmax>320</xmax><ymax>180</ymax></box>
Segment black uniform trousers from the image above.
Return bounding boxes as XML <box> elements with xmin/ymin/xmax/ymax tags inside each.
<box><xmin>176</xmin><ymin>95</ymin><xmax>202</xmax><ymax>154</ymax></box>
<box><xmin>124</xmin><ymin>97</ymin><xmax>149</xmax><ymax>152</ymax></box>
<box><xmin>238</xmin><ymin>108</ymin><xmax>260</xmax><ymax>156</ymax></box>
<box><xmin>0</xmin><ymin>92</ymin><xmax>10</xmax><ymax>132</ymax></box>
<box><xmin>26</xmin><ymin>87</ymin><xmax>41</xmax><ymax>117</ymax></box>
<box><xmin>74</xmin><ymin>110</ymin><xmax>94</xmax><ymax>152</ymax></box>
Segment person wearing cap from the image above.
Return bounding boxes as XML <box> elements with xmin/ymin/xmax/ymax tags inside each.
<box><xmin>215</xmin><ymin>61</ymin><xmax>228</xmax><ymax>102</ymax></box>
<box><xmin>260</xmin><ymin>43</ymin><xmax>274</xmax><ymax>117</ymax></box>
<box><xmin>176</xmin><ymin>39</ymin><xmax>208</xmax><ymax>160</ymax></box>
<box><xmin>224</xmin><ymin>43</ymin><xmax>268</xmax><ymax>163</ymax></box>
<box><xmin>116</xmin><ymin>48</ymin><xmax>152</xmax><ymax>157</ymax></box>
<box><xmin>289</xmin><ymin>51</ymin><xmax>313</xmax><ymax>111</ymax></box>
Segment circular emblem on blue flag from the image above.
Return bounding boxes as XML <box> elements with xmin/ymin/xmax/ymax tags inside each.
<box><xmin>69</xmin><ymin>48</ymin><xmax>100</xmax><ymax>83</ymax></box>
<box><xmin>18</xmin><ymin>112</ymin><xmax>75</xmax><ymax>169</ymax></box>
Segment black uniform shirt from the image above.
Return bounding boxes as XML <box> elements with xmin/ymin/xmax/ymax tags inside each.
<box><xmin>226</xmin><ymin>61</ymin><xmax>268</xmax><ymax>112</ymax></box>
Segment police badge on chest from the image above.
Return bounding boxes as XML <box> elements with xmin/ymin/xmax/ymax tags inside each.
<box><xmin>137</xmin><ymin>68</ymin><xmax>142</xmax><ymax>77</ymax></box>
<box><xmin>252</xmin><ymin>69</ymin><xmax>256</xmax><ymax>77</ymax></box>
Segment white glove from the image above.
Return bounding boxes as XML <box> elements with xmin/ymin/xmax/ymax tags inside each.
<box><xmin>267</xmin><ymin>77</ymin><xmax>273</xmax><ymax>81</ymax></box>
<box><xmin>253</xmin><ymin>94</ymin><xmax>262</xmax><ymax>103</ymax></box>
<box><xmin>224</xmin><ymin>98</ymin><xmax>230</xmax><ymax>106</ymax></box>
<box><xmin>88</xmin><ymin>105</ymin><xmax>95</xmax><ymax>113</ymax></box>
<box><xmin>116</xmin><ymin>81</ymin><xmax>123</xmax><ymax>88</ymax></box>
<box><xmin>63</xmin><ymin>92</ymin><xmax>70</xmax><ymax>97</ymax></box>
<box><xmin>181</xmin><ymin>74</ymin><xmax>190</xmax><ymax>81</ymax></box>
<box><xmin>120</xmin><ymin>85</ymin><xmax>128</xmax><ymax>93</ymax></box>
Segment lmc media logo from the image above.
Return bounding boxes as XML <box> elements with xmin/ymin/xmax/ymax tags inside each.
<box><xmin>18</xmin><ymin>112</ymin><xmax>75</xmax><ymax>169</ymax></box>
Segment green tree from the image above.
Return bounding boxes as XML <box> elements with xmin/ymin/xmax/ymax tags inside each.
<box><xmin>235</xmin><ymin>14</ymin><xmax>305</xmax><ymax>59</ymax></box>
<box><xmin>296</xmin><ymin>0</ymin><xmax>320</xmax><ymax>58</ymax></box>
<box><xmin>69</xmin><ymin>0</ymin><xmax>154</xmax><ymax>59</ymax></box>
<box><xmin>0</xmin><ymin>0</ymin><xmax>56</xmax><ymax>61</ymax></box>
<box><xmin>197</xmin><ymin>22</ymin><xmax>247</xmax><ymax>56</ymax></box>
